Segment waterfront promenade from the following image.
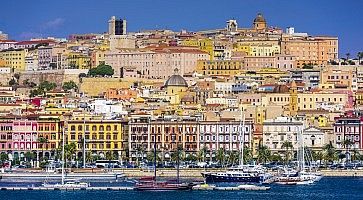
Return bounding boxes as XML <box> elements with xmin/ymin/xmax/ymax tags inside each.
<box><xmin>2</xmin><ymin>168</ymin><xmax>363</xmax><ymax>180</ymax></box>
<box><xmin>0</xmin><ymin>168</ymin><xmax>363</xmax><ymax>179</ymax></box>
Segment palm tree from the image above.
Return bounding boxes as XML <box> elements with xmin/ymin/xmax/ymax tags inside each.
<box><xmin>342</xmin><ymin>139</ymin><xmax>354</xmax><ymax>162</ymax></box>
<box><xmin>216</xmin><ymin>148</ymin><xmax>226</xmax><ymax>167</ymax></box>
<box><xmin>136</xmin><ymin>146</ymin><xmax>145</xmax><ymax>166</ymax></box>
<box><xmin>357</xmin><ymin>52</ymin><xmax>363</xmax><ymax>65</ymax></box>
<box><xmin>323</xmin><ymin>142</ymin><xmax>337</xmax><ymax>166</ymax></box>
<box><xmin>24</xmin><ymin>151</ymin><xmax>35</xmax><ymax>162</ymax></box>
<box><xmin>37</xmin><ymin>137</ymin><xmax>49</xmax><ymax>161</ymax></box>
<box><xmin>346</xmin><ymin>53</ymin><xmax>351</xmax><ymax>61</ymax></box>
<box><xmin>64</xmin><ymin>142</ymin><xmax>76</xmax><ymax>167</ymax></box>
<box><xmin>312</xmin><ymin>151</ymin><xmax>324</xmax><ymax>166</ymax></box>
<box><xmin>85</xmin><ymin>151</ymin><xmax>94</xmax><ymax>164</ymax></box>
<box><xmin>243</xmin><ymin>146</ymin><xmax>253</xmax><ymax>164</ymax></box>
<box><xmin>197</xmin><ymin>146</ymin><xmax>208</xmax><ymax>162</ymax></box>
<box><xmin>257</xmin><ymin>145</ymin><xmax>271</xmax><ymax>164</ymax></box>
<box><xmin>281</xmin><ymin>141</ymin><xmax>293</xmax><ymax>165</ymax></box>
<box><xmin>227</xmin><ymin>151</ymin><xmax>240</xmax><ymax>166</ymax></box>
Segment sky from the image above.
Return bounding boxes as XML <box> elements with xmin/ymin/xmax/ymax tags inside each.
<box><xmin>0</xmin><ymin>0</ymin><xmax>362</xmax><ymax>57</ymax></box>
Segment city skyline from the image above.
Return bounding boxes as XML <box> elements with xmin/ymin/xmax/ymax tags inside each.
<box><xmin>0</xmin><ymin>0</ymin><xmax>362</xmax><ymax>56</ymax></box>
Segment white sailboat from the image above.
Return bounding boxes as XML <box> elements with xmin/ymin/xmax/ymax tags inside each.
<box><xmin>42</xmin><ymin>127</ymin><xmax>89</xmax><ymax>188</ymax></box>
<box><xmin>275</xmin><ymin>121</ymin><xmax>321</xmax><ymax>185</ymax></box>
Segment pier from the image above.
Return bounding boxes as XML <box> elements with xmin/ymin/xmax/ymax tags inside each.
<box><xmin>0</xmin><ymin>187</ymin><xmax>135</xmax><ymax>191</ymax></box>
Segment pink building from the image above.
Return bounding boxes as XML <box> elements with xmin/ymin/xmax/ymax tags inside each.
<box><xmin>12</xmin><ymin>120</ymin><xmax>38</xmax><ymax>158</ymax></box>
<box><xmin>105</xmin><ymin>46</ymin><xmax>209</xmax><ymax>79</ymax></box>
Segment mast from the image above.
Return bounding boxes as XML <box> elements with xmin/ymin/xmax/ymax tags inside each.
<box><xmin>152</xmin><ymin>118</ymin><xmax>157</xmax><ymax>181</ymax></box>
<box><xmin>61</xmin><ymin>125</ymin><xmax>65</xmax><ymax>185</ymax></box>
<box><xmin>302</xmin><ymin>121</ymin><xmax>305</xmax><ymax>172</ymax></box>
<box><xmin>83</xmin><ymin>112</ymin><xmax>86</xmax><ymax>168</ymax></box>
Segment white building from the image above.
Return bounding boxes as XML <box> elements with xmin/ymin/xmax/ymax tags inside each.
<box><xmin>263</xmin><ymin>117</ymin><xmax>303</xmax><ymax>152</ymax></box>
<box><xmin>303</xmin><ymin>126</ymin><xmax>325</xmax><ymax>150</ymax></box>
<box><xmin>89</xmin><ymin>100</ymin><xmax>128</xmax><ymax>118</ymax></box>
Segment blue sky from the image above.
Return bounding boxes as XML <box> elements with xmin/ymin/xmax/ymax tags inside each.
<box><xmin>0</xmin><ymin>0</ymin><xmax>362</xmax><ymax>57</ymax></box>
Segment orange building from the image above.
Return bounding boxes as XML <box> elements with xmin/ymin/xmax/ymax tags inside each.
<box><xmin>105</xmin><ymin>88</ymin><xmax>138</xmax><ymax>100</ymax></box>
<box><xmin>281</xmin><ymin>35</ymin><xmax>338</xmax><ymax>68</ymax></box>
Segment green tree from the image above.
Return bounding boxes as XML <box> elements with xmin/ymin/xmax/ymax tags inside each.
<box><xmin>270</xmin><ymin>153</ymin><xmax>282</xmax><ymax>162</ymax></box>
<box><xmin>216</xmin><ymin>148</ymin><xmax>226</xmax><ymax>167</ymax></box>
<box><xmin>323</xmin><ymin>142</ymin><xmax>337</xmax><ymax>166</ymax></box>
<box><xmin>88</xmin><ymin>64</ymin><xmax>114</xmax><ymax>77</ymax></box>
<box><xmin>342</xmin><ymin>139</ymin><xmax>354</xmax><ymax>162</ymax></box>
<box><xmin>257</xmin><ymin>145</ymin><xmax>271</xmax><ymax>164</ymax></box>
<box><xmin>197</xmin><ymin>146</ymin><xmax>208</xmax><ymax>162</ymax></box>
<box><xmin>136</xmin><ymin>146</ymin><xmax>145</xmax><ymax>166</ymax></box>
<box><xmin>243</xmin><ymin>146</ymin><xmax>253</xmax><ymax>164</ymax></box>
<box><xmin>8</xmin><ymin>78</ymin><xmax>17</xmax><ymax>86</ymax></box>
<box><xmin>38</xmin><ymin>81</ymin><xmax>57</xmax><ymax>91</ymax></box>
<box><xmin>0</xmin><ymin>152</ymin><xmax>8</xmax><ymax>164</ymax></box>
<box><xmin>62</xmin><ymin>81</ymin><xmax>78</xmax><ymax>92</ymax></box>
<box><xmin>64</xmin><ymin>142</ymin><xmax>77</xmax><ymax>167</ymax></box>
<box><xmin>146</xmin><ymin>149</ymin><xmax>161</xmax><ymax>163</ymax></box>
<box><xmin>24</xmin><ymin>151</ymin><xmax>35</xmax><ymax>162</ymax></box>
<box><xmin>346</xmin><ymin>53</ymin><xmax>350</xmax><ymax>61</ymax></box>
<box><xmin>358</xmin><ymin>52</ymin><xmax>363</xmax><ymax>65</ymax></box>
<box><xmin>281</xmin><ymin>141</ymin><xmax>293</xmax><ymax>164</ymax></box>
<box><xmin>227</xmin><ymin>151</ymin><xmax>240</xmax><ymax>166</ymax></box>
<box><xmin>171</xmin><ymin>145</ymin><xmax>184</xmax><ymax>163</ymax></box>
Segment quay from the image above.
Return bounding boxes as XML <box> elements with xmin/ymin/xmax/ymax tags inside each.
<box><xmin>0</xmin><ymin>186</ymin><xmax>269</xmax><ymax>191</ymax></box>
<box><xmin>0</xmin><ymin>187</ymin><xmax>135</xmax><ymax>191</ymax></box>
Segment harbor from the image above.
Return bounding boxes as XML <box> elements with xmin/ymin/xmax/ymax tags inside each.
<box><xmin>0</xmin><ymin>177</ymin><xmax>362</xmax><ymax>200</ymax></box>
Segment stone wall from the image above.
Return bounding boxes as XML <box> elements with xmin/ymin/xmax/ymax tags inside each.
<box><xmin>80</xmin><ymin>78</ymin><xmax>133</xmax><ymax>97</ymax></box>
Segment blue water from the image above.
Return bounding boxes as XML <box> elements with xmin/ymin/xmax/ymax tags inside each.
<box><xmin>1</xmin><ymin>177</ymin><xmax>363</xmax><ymax>200</ymax></box>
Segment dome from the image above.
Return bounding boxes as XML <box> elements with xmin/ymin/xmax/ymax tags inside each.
<box><xmin>273</xmin><ymin>85</ymin><xmax>289</xmax><ymax>93</ymax></box>
<box><xmin>164</xmin><ymin>69</ymin><xmax>188</xmax><ymax>87</ymax></box>
<box><xmin>254</xmin><ymin>13</ymin><xmax>266</xmax><ymax>23</ymax></box>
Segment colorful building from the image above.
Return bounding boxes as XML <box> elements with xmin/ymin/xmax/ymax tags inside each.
<box><xmin>0</xmin><ymin>49</ymin><xmax>28</xmax><ymax>71</ymax></box>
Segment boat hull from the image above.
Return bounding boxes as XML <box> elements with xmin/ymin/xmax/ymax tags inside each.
<box><xmin>202</xmin><ymin>173</ymin><xmax>263</xmax><ymax>183</ymax></box>
<box><xmin>1</xmin><ymin>173</ymin><xmax>123</xmax><ymax>180</ymax></box>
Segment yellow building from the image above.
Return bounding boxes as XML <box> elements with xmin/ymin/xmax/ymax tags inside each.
<box><xmin>180</xmin><ymin>38</ymin><xmax>214</xmax><ymax>60</ymax></box>
<box><xmin>0</xmin><ymin>49</ymin><xmax>27</xmax><ymax>71</ymax></box>
<box><xmin>67</xmin><ymin>114</ymin><xmax>125</xmax><ymax>158</ymax></box>
<box><xmin>250</xmin><ymin>44</ymin><xmax>280</xmax><ymax>56</ymax></box>
<box><xmin>37</xmin><ymin>115</ymin><xmax>62</xmax><ymax>157</ymax></box>
<box><xmin>67</xmin><ymin>52</ymin><xmax>91</xmax><ymax>69</ymax></box>
<box><xmin>196</xmin><ymin>60</ymin><xmax>244</xmax><ymax>76</ymax></box>
<box><xmin>91</xmin><ymin>49</ymin><xmax>106</xmax><ymax>67</ymax></box>
<box><xmin>232</xmin><ymin>44</ymin><xmax>251</xmax><ymax>55</ymax></box>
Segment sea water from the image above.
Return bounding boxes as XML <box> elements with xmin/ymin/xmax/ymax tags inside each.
<box><xmin>1</xmin><ymin>177</ymin><xmax>363</xmax><ymax>200</ymax></box>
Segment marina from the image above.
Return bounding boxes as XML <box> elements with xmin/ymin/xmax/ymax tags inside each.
<box><xmin>0</xmin><ymin>177</ymin><xmax>362</xmax><ymax>200</ymax></box>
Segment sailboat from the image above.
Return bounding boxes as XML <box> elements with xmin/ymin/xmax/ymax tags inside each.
<box><xmin>134</xmin><ymin>118</ymin><xmax>191</xmax><ymax>191</ymax></box>
<box><xmin>201</xmin><ymin>110</ymin><xmax>270</xmax><ymax>184</ymax></box>
<box><xmin>42</xmin><ymin>127</ymin><xmax>89</xmax><ymax>188</ymax></box>
<box><xmin>275</xmin><ymin>121</ymin><xmax>322</xmax><ymax>185</ymax></box>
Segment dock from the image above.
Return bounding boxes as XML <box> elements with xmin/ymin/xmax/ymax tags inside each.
<box><xmin>0</xmin><ymin>187</ymin><xmax>135</xmax><ymax>191</ymax></box>
<box><xmin>192</xmin><ymin>185</ymin><xmax>270</xmax><ymax>191</ymax></box>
